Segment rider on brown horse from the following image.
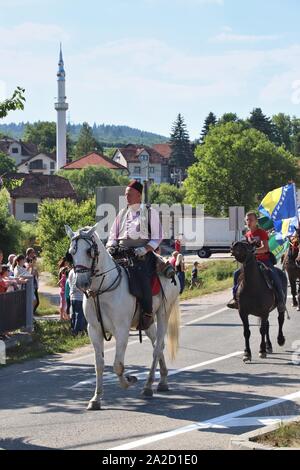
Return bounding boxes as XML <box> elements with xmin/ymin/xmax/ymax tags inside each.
<box><xmin>227</xmin><ymin>212</ymin><xmax>286</xmax><ymax>311</ymax></box>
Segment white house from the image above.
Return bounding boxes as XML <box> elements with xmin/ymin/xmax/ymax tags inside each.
<box><xmin>17</xmin><ymin>152</ymin><xmax>56</xmax><ymax>175</ymax></box>
<box><xmin>0</xmin><ymin>137</ymin><xmax>38</xmax><ymax>166</ymax></box>
<box><xmin>113</xmin><ymin>145</ymin><xmax>170</xmax><ymax>184</ymax></box>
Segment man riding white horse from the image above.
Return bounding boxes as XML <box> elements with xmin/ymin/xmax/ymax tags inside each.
<box><xmin>106</xmin><ymin>180</ymin><xmax>162</xmax><ymax>331</ymax></box>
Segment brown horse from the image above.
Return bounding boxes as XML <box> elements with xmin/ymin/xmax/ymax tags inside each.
<box><xmin>232</xmin><ymin>241</ymin><xmax>287</xmax><ymax>363</ymax></box>
<box><xmin>282</xmin><ymin>236</ymin><xmax>300</xmax><ymax>310</ymax></box>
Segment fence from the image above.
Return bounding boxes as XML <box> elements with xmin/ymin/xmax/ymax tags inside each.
<box><xmin>0</xmin><ymin>277</ymin><xmax>34</xmax><ymax>334</ymax></box>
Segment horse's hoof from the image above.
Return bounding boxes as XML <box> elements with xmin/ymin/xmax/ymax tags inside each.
<box><xmin>243</xmin><ymin>355</ymin><xmax>252</xmax><ymax>363</ymax></box>
<box><xmin>278</xmin><ymin>336</ymin><xmax>286</xmax><ymax>347</ymax></box>
<box><xmin>266</xmin><ymin>346</ymin><xmax>273</xmax><ymax>354</ymax></box>
<box><xmin>157</xmin><ymin>383</ymin><xmax>169</xmax><ymax>392</ymax></box>
<box><xmin>259</xmin><ymin>352</ymin><xmax>267</xmax><ymax>359</ymax></box>
<box><xmin>142</xmin><ymin>388</ymin><xmax>153</xmax><ymax>398</ymax></box>
<box><xmin>87</xmin><ymin>401</ymin><xmax>101</xmax><ymax>411</ymax></box>
<box><xmin>126</xmin><ymin>375</ymin><xmax>138</xmax><ymax>385</ymax></box>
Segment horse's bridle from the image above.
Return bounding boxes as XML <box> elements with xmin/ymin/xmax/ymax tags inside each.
<box><xmin>70</xmin><ymin>232</ymin><xmax>122</xmax><ymax>296</ymax></box>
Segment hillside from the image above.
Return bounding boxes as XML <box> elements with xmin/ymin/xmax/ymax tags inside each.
<box><xmin>0</xmin><ymin>122</ymin><xmax>168</xmax><ymax>146</ymax></box>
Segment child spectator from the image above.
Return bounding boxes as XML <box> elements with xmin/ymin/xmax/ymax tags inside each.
<box><xmin>58</xmin><ymin>258</ymin><xmax>70</xmax><ymax>321</ymax></box>
<box><xmin>190</xmin><ymin>261</ymin><xmax>201</xmax><ymax>289</ymax></box>
<box><xmin>13</xmin><ymin>255</ymin><xmax>29</xmax><ymax>278</ymax></box>
<box><xmin>169</xmin><ymin>251</ymin><xmax>179</xmax><ymax>268</ymax></box>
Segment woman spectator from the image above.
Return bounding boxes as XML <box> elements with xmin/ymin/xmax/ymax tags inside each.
<box><xmin>7</xmin><ymin>254</ymin><xmax>16</xmax><ymax>277</ymax></box>
<box><xmin>13</xmin><ymin>255</ymin><xmax>29</xmax><ymax>278</ymax></box>
<box><xmin>175</xmin><ymin>253</ymin><xmax>185</xmax><ymax>294</ymax></box>
<box><xmin>169</xmin><ymin>251</ymin><xmax>179</xmax><ymax>268</ymax></box>
<box><xmin>68</xmin><ymin>267</ymin><xmax>87</xmax><ymax>336</ymax></box>
<box><xmin>27</xmin><ymin>255</ymin><xmax>40</xmax><ymax>314</ymax></box>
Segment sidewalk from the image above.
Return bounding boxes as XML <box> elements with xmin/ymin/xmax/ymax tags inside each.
<box><xmin>38</xmin><ymin>272</ymin><xmax>60</xmax><ymax>306</ymax></box>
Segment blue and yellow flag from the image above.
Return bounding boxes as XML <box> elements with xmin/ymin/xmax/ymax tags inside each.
<box><xmin>273</xmin><ymin>216</ymin><xmax>299</xmax><ymax>244</ymax></box>
<box><xmin>259</xmin><ymin>184</ymin><xmax>297</xmax><ymax>222</ymax></box>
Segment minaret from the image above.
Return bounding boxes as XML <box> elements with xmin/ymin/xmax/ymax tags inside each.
<box><xmin>55</xmin><ymin>44</ymin><xmax>68</xmax><ymax>170</ymax></box>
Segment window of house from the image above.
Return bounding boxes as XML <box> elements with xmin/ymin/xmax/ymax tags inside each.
<box><xmin>50</xmin><ymin>162</ymin><xmax>55</xmax><ymax>170</ymax></box>
<box><xmin>11</xmin><ymin>147</ymin><xmax>19</xmax><ymax>154</ymax></box>
<box><xmin>29</xmin><ymin>160</ymin><xmax>43</xmax><ymax>170</ymax></box>
<box><xmin>149</xmin><ymin>167</ymin><xmax>155</xmax><ymax>174</ymax></box>
<box><xmin>133</xmin><ymin>166</ymin><xmax>141</xmax><ymax>174</ymax></box>
<box><xmin>24</xmin><ymin>203</ymin><xmax>38</xmax><ymax>214</ymax></box>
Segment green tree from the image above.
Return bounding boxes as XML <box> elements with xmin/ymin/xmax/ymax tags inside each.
<box><xmin>149</xmin><ymin>183</ymin><xmax>186</xmax><ymax>205</ymax></box>
<box><xmin>218</xmin><ymin>112</ymin><xmax>239</xmax><ymax>125</ymax></box>
<box><xmin>184</xmin><ymin>122</ymin><xmax>299</xmax><ymax>216</ymax></box>
<box><xmin>291</xmin><ymin>117</ymin><xmax>300</xmax><ymax>157</ymax></box>
<box><xmin>0</xmin><ymin>151</ymin><xmax>17</xmax><ymax>175</ymax></box>
<box><xmin>0</xmin><ymin>87</ymin><xmax>25</xmax><ymax>118</ymax></box>
<box><xmin>169</xmin><ymin>114</ymin><xmax>194</xmax><ymax>171</ymax></box>
<box><xmin>272</xmin><ymin>113</ymin><xmax>293</xmax><ymax>150</ymax></box>
<box><xmin>200</xmin><ymin>112</ymin><xmax>217</xmax><ymax>143</ymax></box>
<box><xmin>23</xmin><ymin>121</ymin><xmax>56</xmax><ymax>154</ymax></box>
<box><xmin>74</xmin><ymin>122</ymin><xmax>103</xmax><ymax>159</ymax></box>
<box><xmin>248</xmin><ymin>108</ymin><xmax>277</xmax><ymax>143</ymax></box>
<box><xmin>58</xmin><ymin>166</ymin><xmax>129</xmax><ymax>200</ymax></box>
<box><xmin>0</xmin><ymin>189</ymin><xmax>23</xmax><ymax>258</ymax></box>
<box><xmin>37</xmin><ymin>198</ymin><xmax>96</xmax><ymax>275</ymax></box>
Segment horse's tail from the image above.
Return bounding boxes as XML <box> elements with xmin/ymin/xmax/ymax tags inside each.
<box><xmin>167</xmin><ymin>298</ymin><xmax>180</xmax><ymax>361</ymax></box>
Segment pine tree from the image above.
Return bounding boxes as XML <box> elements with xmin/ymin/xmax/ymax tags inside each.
<box><xmin>248</xmin><ymin>108</ymin><xmax>277</xmax><ymax>143</ymax></box>
<box><xmin>74</xmin><ymin>122</ymin><xmax>103</xmax><ymax>159</ymax></box>
<box><xmin>200</xmin><ymin>112</ymin><xmax>217</xmax><ymax>143</ymax></box>
<box><xmin>169</xmin><ymin>114</ymin><xmax>194</xmax><ymax>177</ymax></box>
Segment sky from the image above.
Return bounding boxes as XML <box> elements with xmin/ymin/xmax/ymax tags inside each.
<box><xmin>1</xmin><ymin>0</ymin><xmax>300</xmax><ymax>139</ymax></box>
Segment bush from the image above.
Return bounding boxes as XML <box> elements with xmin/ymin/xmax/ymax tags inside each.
<box><xmin>19</xmin><ymin>222</ymin><xmax>38</xmax><ymax>253</ymax></box>
<box><xmin>36</xmin><ymin>198</ymin><xmax>96</xmax><ymax>275</ymax></box>
<box><xmin>0</xmin><ymin>189</ymin><xmax>23</xmax><ymax>259</ymax></box>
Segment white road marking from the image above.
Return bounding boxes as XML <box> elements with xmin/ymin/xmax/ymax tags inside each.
<box><xmin>71</xmin><ymin>350</ymin><xmax>243</xmax><ymax>389</ymax></box>
<box><xmin>110</xmin><ymin>390</ymin><xmax>300</xmax><ymax>450</ymax></box>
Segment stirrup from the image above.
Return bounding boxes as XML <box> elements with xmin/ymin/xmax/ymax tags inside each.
<box><xmin>136</xmin><ymin>313</ymin><xmax>154</xmax><ymax>331</ymax></box>
<box><xmin>227</xmin><ymin>299</ymin><xmax>238</xmax><ymax>310</ymax></box>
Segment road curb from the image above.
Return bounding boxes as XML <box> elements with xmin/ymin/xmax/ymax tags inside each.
<box><xmin>231</xmin><ymin>416</ymin><xmax>300</xmax><ymax>450</ymax></box>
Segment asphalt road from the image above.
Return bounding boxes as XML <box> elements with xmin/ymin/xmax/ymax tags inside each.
<box><xmin>0</xmin><ymin>288</ymin><xmax>300</xmax><ymax>451</ymax></box>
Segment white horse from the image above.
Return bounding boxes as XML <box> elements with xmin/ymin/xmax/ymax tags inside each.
<box><xmin>65</xmin><ymin>224</ymin><xmax>181</xmax><ymax>410</ymax></box>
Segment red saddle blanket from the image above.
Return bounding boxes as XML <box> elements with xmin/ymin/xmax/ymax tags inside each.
<box><xmin>151</xmin><ymin>275</ymin><xmax>161</xmax><ymax>296</ymax></box>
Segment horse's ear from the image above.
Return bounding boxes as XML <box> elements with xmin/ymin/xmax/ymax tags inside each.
<box><xmin>86</xmin><ymin>224</ymin><xmax>98</xmax><ymax>237</ymax></box>
<box><xmin>65</xmin><ymin>225</ymin><xmax>74</xmax><ymax>239</ymax></box>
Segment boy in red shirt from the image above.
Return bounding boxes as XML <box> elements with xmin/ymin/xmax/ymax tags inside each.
<box><xmin>227</xmin><ymin>212</ymin><xmax>286</xmax><ymax>310</ymax></box>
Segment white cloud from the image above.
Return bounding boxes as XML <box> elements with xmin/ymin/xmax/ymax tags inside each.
<box><xmin>211</xmin><ymin>32</ymin><xmax>281</xmax><ymax>43</ymax></box>
<box><xmin>0</xmin><ymin>22</ymin><xmax>69</xmax><ymax>47</ymax></box>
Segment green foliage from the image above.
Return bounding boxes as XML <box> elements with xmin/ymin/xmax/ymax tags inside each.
<box><xmin>19</xmin><ymin>222</ymin><xmax>38</xmax><ymax>253</ymax></box>
<box><xmin>23</xmin><ymin>121</ymin><xmax>56</xmax><ymax>154</ymax></box>
<box><xmin>74</xmin><ymin>122</ymin><xmax>103</xmax><ymax>159</ymax></box>
<box><xmin>218</xmin><ymin>113</ymin><xmax>239</xmax><ymax>125</ymax></box>
<box><xmin>272</xmin><ymin>113</ymin><xmax>293</xmax><ymax>150</ymax></box>
<box><xmin>184</xmin><ymin>122</ymin><xmax>299</xmax><ymax>216</ymax></box>
<box><xmin>0</xmin><ymin>189</ymin><xmax>23</xmax><ymax>258</ymax></box>
<box><xmin>169</xmin><ymin>113</ymin><xmax>194</xmax><ymax>169</ymax></box>
<box><xmin>0</xmin><ymin>87</ymin><xmax>25</xmax><ymax>119</ymax></box>
<box><xmin>0</xmin><ymin>151</ymin><xmax>17</xmax><ymax>175</ymax></box>
<box><xmin>149</xmin><ymin>183</ymin><xmax>186</xmax><ymax>205</ymax></box>
<box><xmin>200</xmin><ymin>112</ymin><xmax>217</xmax><ymax>143</ymax></box>
<box><xmin>36</xmin><ymin>198</ymin><xmax>96</xmax><ymax>275</ymax></box>
<box><xmin>58</xmin><ymin>166</ymin><xmax>129</xmax><ymax>200</ymax></box>
<box><xmin>248</xmin><ymin>108</ymin><xmax>277</xmax><ymax>143</ymax></box>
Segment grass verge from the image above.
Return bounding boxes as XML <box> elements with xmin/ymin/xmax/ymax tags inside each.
<box><xmin>254</xmin><ymin>422</ymin><xmax>300</xmax><ymax>448</ymax></box>
<box><xmin>3</xmin><ymin>321</ymin><xmax>90</xmax><ymax>366</ymax></box>
<box><xmin>35</xmin><ymin>294</ymin><xmax>59</xmax><ymax>316</ymax></box>
<box><xmin>180</xmin><ymin>260</ymin><xmax>236</xmax><ymax>301</ymax></box>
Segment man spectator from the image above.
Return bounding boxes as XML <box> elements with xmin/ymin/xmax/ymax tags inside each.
<box><xmin>68</xmin><ymin>268</ymin><xmax>87</xmax><ymax>335</ymax></box>
<box><xmin>26</xmin><ymin>248</ymin><xmax>39</xmax><ymax>314</ymax></box>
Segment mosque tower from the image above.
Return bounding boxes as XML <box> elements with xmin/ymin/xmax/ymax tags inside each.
<box><xmin>55</xmin><ymin>44</ymin><xmax>68</xmax><ymax>170</ymax></box>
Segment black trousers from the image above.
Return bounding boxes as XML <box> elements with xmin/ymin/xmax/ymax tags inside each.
<box><xmin>133</xmin><ymin>252</ymin><xmax>156</xmax><ymax>314</ymax></box>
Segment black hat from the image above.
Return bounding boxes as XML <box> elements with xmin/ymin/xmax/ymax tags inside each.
<box><xmin>127</xmin><ymin>180</ymin><xmax>143</xmax><ymax>194</ymax></box>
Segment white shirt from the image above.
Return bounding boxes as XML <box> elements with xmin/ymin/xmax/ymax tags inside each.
<box><xmin>107</xmin><ymin>204</ymin><xmax>163</xmax><ymax>250</ymax></box>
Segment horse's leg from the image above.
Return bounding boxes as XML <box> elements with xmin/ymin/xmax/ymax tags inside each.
<box><xmin>86</xmin><ymin>323</ymin><xmax>104</xmax><ymax>411</ymax></box>
<box><xmin>113</xmin><ymin>333</ymin><xmax>137</xmax><ymax>389</ymax></box>
<box><xmin>290</xmin><ymin>275</ymin><xmax>298</xmax><ymax>307</ymax></box>
<box><xmin>259</xmin><ymin>317</ymin><xmax>267</xmax><ymax>359</ymax></box>
<box><xmin>265</xmin><ymin>319</ymin><xmax>273</xmax><ymax>354</ymax></box>
<box><xmin>145</xmin><ymin>320</ymin><xmax>169</xmax><ymax>393</ymax></box>
<box><xmin>240</xmin><ymin>311</ymin><xmax>252</xmax><ymax>362</ymax></box>
<box><xmin>277</xmin><ymin>310</ymin><xmax>286</xmax><ymax>346</ymax></box>
<box><xmin>143</xmin><ymin>305</ymin><xmax>168</xmax><ymax>397</ymax></box>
